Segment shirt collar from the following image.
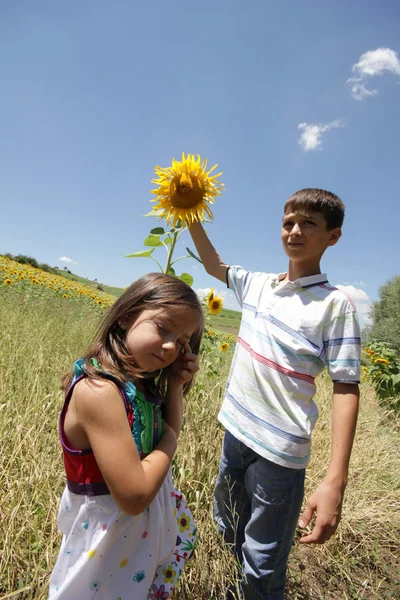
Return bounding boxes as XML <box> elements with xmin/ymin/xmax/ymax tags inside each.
<box><xmin>276</xmin><ymin>272</ymin><xmax>328</xmax><ymax>289</ymax></box>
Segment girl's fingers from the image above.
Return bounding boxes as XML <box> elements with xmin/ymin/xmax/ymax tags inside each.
<box><xmin>179</xmin><ymin>370</ymin><xmax>192</xmax><ymax>381</ymax></box>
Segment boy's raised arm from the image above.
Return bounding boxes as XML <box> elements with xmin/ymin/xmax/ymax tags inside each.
<box><xmin>188</xmin><ymin>221</ymin><xmax>228</xmax><ymax>283</ymax></box>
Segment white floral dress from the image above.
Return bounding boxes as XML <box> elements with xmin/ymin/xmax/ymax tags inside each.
<box><xmin>49</xmin><ymin>359</ymin><xmax>197</xmax><ymax>600</ymax></box>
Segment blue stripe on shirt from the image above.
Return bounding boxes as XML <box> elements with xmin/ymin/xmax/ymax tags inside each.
<box><xmin>220</xmin><ymin>409</ymin><xmax>310</xmax><ymax>465</ymax></box>
<box><xmin>324</xmin><ymin>337</ymin><xmax>361</xmax><ymax>347</ymax></box>
<box><xmin>261</xmin><ymin>314</ymin><xmax>321</xmax><ymax>353</ymax></box>
<box><xmin>226</xmin><ymin>390</ymin><xmax>309</xmax><ymax>444</ymax></box>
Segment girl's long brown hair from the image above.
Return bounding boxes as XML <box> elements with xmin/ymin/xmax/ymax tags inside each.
<box><xmin>62</xmin><ymin>273</ymin><xmax>204</xmax><ymax>398</ymax></box>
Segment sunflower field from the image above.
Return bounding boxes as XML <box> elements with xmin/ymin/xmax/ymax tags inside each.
<box><xmin>0</xmin><ymin>255</ymin><xmax>116</xmax><ymax>311</ymax></box>
<box><xmin>363</xmin><ymin>342</ymin><xmax>400</xmax><ymax>412</ymax></box>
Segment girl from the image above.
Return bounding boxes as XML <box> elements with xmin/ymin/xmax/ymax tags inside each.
<box><xmin>49</xmin><ymin>273</ymin><xmax>204</xmax><ymax>600</ymax></box>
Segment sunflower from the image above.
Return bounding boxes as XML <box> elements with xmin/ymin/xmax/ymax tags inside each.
<box><xmin>220</xmin><ymin>343</ymin><xmax>229</xmax><ymax>352</ymax></box>
<box><xmin>374</xmin><ymin>358</ymin><xmax>389</xmax><ymax>365</ymax></box>
<box><xmin>151</xmin><ymin>153</ymin><xmax>224</xmax><ymax>226</ymax></box>
<box><xmin>3</xmin><ymin>278</ymin><xmax>12</xmax><ymax>285</ymax></box>
<box><xmin>208</xmin><ymin>295</ymin><xmax>223</xmax><ymax>315</ymax></box>
<box><xmin>207</xmin><ymin>288</ymin><xmax>215</xmax><ymax>305</ymax></box>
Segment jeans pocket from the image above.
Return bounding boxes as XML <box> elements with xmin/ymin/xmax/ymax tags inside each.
<box><xmin>248</xmin><ymin>459</ymin><xmax>303</xmax><ymax>508</ymax></box>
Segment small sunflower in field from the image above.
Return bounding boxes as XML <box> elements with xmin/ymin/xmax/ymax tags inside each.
<box><xmin>374</xmin><ymin>358</ymin><xmax>389</xmax><ymax>365</ymax></box>
<box><xmin>208</xmin><ymin>295</ymin><xmax>223</xmax><ymax>315</ymax></box>
<box><xmin>220</xmin><ymin>343</ymin><xmax>229</xmax><ymax>352</ymax></box>
<box><xmin>3</xmin><ymin>278</ymin><xmax>12</xmax><ymax>285</ymax></box>
<box><xmin>151</xmin><ymin>153</ymin><xmax>224</xmax><ymax>226</ymax></box>
<box><xmin>207</xmin><ymin>288</ymin><xmax>215</xmax><ymax>305</ymax></box>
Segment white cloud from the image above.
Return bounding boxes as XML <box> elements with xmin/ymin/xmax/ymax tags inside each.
<box><xmin>298</xmin><ymin>120</ymin><xmax>344</xmax><ymax>151</ymax></box>
<box><xmin>59</xmin><ymin>256</ymin><xmax>78</xmax><ymax>264</ymax></box>
<box><xmin>335</xmin><ymin>284</ymin><xmax>372</xmax><ymax>328</ymax></box>
<box><xmin>347</xmin><ymin>47</ymin><xmax>400</xmax><ymax>100</ymax></box>
<box><xmin>343</xmin><ymin>280</ymin><xmax>367</xmax><ymax>287</ymax></box>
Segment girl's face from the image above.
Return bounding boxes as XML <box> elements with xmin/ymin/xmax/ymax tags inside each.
<box><xmin>122</xmin><ymin>306</ymin><xmax>200</xmax><ymax>373</ymax></box>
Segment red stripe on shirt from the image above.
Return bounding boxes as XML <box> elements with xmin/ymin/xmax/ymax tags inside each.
<box><xmin>238</xmin><ymin>337</ymin><xmax>315</xmax><ymax>385</ymax></box>
<box><xmin>320</xmin><ymin>284</ymin><xmax>356</xmax><ymax>312</ymax></box>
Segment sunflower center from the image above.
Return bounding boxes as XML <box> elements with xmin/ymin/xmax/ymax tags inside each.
<box><xmin>170</xmin><ymin>173</ymin><xmax>205</xmax><ymax>209</ymax></box>
<box><xmin>177</xmin><ymin>173</ymin><xmax>194</xmax><ymax>194</ymax></box>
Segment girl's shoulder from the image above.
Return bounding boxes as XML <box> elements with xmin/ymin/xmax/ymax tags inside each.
<box><xmin>73</xmin><ymin>376</ymin><xmax>124</xmax><ymax>421</ymax></box>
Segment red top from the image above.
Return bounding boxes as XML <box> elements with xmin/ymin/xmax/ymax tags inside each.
<box><xmin>59</xmin><ymin>374</ymin><xmax>130</xmax><ymax>496</ymax></box>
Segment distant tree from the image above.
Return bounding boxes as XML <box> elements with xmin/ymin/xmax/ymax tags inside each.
<box><xmin>38</xmin><ymin>263</ymin><xmax>50</xmax><ymax>272</ymax></box>
<box><xmin>14</xmin><ymin>254</ymin><xmax>39</xmax><ymax>268</ymax></box>
<box><xmin>368</xmin><ymin>275</ymin><xmax>400</xmax><ymax>349</ymax></box>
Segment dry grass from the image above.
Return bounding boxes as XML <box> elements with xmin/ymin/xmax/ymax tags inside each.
<box><xmin>0</xmin><ymin>288</ymin><xmax>399</xmax><ymax>599</ymax></box>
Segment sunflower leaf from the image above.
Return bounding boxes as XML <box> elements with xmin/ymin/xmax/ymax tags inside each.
<box><xmin>177</xmin><ymin>273</ymin><xmax>194</xmax><ymax>287</ymax></box>
<box><xmin>143</xmin><ymin>235</ymin><xmax>163</xmax><ymax>247</ymax></box>
<box><xmin>150</xmin><ymin>227</ymin><xmax>165</xmax><ymax>235</ymax></box>
<box><xmin>125</xmin><ymin>249</ymin><xmax>155</xmax><ymax>258</ymax></box>
<box><xmin>167</xmin><ymin>267</ymin><xmax>176</xmax><ymax>275</ymax></box>
<box><xmin>186</xmin><ymin>247</ymin><xmax>203</xmax><ymax>264</ymax></box>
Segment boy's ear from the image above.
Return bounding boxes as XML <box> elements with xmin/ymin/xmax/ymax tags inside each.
<box><xmin>328</xmin><ymin>227</ymin><xmax>342</xmax><ymax>247</ymax></box>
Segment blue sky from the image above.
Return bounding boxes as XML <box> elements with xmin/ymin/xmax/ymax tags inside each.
<box><xmin>1</xmin><ymin>1</ymin><xmax>399</xmax><ymax>326</ymax></box>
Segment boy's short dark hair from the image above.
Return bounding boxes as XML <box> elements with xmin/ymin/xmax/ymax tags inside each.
<box><xmin>284</xmin><ymin>188</ymin><xmax>345</xmax><ymax>230</ymax></box>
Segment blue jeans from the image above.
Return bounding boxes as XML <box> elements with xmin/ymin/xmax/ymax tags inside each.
<box><xmin>214</xmin><ymin>430</ymin><xmax>305</xmax><ymax>600</ymax></box>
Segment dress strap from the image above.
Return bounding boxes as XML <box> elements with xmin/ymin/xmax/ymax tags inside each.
<box><xmin>69</xmin><ymin>359</ymin><xmax>163</xmax><ymax>456</ymax></box>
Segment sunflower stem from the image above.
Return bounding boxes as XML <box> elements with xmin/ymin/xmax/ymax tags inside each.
<box><xmin>164</xmin><ymin>230</ymin><xmax>179</xmax><ymax>274</ymax></box>
<box><xmin>170</xmin><ymin>255</ymin><xmax>191</xmax><ymax>266</ymax></box>
<box><xmin>148</xmin><ymin>256</ymin><xmax>164</xmax><ymax>271</ymax></box>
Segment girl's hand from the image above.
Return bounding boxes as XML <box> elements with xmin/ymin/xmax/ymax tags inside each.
<box><xmin>169</xmin><ymin>342</ymin><xmax>199</xmax><ymax>389</ymax></box>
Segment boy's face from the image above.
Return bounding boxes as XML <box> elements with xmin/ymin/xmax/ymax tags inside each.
<box><xmin>281</xmin><ymin>210</ymin><xmax>341</xmax><ymax>264</ymax></box>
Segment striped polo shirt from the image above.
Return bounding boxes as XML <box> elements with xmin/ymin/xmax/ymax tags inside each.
<box><xmin>219</xmin><ymin>266</ymin><xmax>361</xmax><ymax>469</ymax></box>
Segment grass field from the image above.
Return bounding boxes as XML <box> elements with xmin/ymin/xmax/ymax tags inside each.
<box><xmin>59</xmin><ymin>270</ymin><xmax>125</xmax><ymax>298</ymax></box>
<box><xmin>0</xmin><ymin>285</ymin><xmax>399</xmax><ymax>599</ymax></box>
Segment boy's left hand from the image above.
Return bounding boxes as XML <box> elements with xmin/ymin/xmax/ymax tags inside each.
<box><xmin>298</xmin><ymin>479</ymin><xmax>344</xmax><ymax>544</ymax></box>
<box><xmin>168</xmin><ymin>343</ymin><xmax>199</xmax><ymax>388</ymax></box>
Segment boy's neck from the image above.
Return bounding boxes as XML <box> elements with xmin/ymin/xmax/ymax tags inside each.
<box><xmin>285</xmin><ymin>260</ymin><xmax>322</xmax><ymax>282</ymax></box>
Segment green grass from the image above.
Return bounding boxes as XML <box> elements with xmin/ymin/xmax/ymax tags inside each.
<box><xmin>208</xmin><ymin>307</ymin><xmax>241</xmax><ymax>334</ymax></box>
<box><xmin>0</xmin><ymin>287</ymin><xmax>399</xmax><ymax>599</ymax></box>
<box><xmin>59</xmin><ymin>270</ymin><xmax>125</xmax><ymax>298</ymax></box>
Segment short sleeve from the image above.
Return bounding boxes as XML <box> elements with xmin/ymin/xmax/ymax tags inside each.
<box><xmin>226</xmin><ymin>265</ymin><xmax>252</xmax><ymax>308</ymax></box>
<box><xmin>323</xmin><ymin>309</ymin><xmax>361</xmax><ymax>383</ymax></box>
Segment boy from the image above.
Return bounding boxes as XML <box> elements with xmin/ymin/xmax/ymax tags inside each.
<box><xmin>189</xmin><ymin>188</ymin><xmax>360</xmax><ymax>600</ymax></box>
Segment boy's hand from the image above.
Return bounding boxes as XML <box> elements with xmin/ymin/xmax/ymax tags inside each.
<box><xmin>298</xmin><ymin>479</ymin><xmax>344</xmax><ymax>544</ymax></box>
<box><xmin>168</xmin><ymin>343</ymin><xmax>199</xmax><ymax>389</ymax></box>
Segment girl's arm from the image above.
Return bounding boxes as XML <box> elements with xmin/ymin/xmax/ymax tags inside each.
<box><xmin>163</xmin><ymin>383</ymin><xmax>184</xmax><ymax>439</ymax></box>
<box><xmin>164</xmin><ymin>343</ymin><xmax>199</xmax><ymax>438</ymax></box>
<box><xmin>74</xmin><ymin>378</ymin><xmax>177</xmax><ymax>516</ymax></box>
